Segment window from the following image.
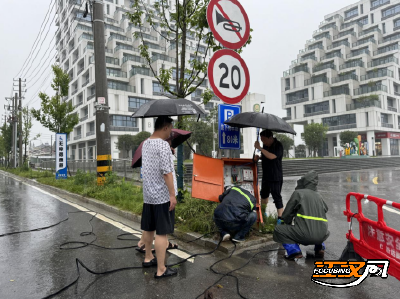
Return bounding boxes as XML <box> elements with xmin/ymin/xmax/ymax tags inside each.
<box><xmin>382</xmin><ymin>5</ymin><xmax>400</xmax><ymax>18</ymax></box>
<box><xmin>332</xmin><ymin>99</ymin><xmax>336</xmax><ymax>113</ymax></box>
<box><xmin>391</xmin><ymin>139</ymin><xmax>399</xmax><ymax>155</ymax></box>
<box><xmin>141</xmin><ymin>78</ymin><xmax>145</xmax><ymax>94</ymax></box>
<box><xmin>345</xmin><ymin>7</ymin><xmax>358</xmax><ymax>19</ymax></box>
<box><xmin>152</xmin><ymin>82</ymin><xmax>163</xmax><ymax>95</ymax></box>
<box><xmin>304</xmin><ymin>101</ymin><xmax>329</xmax><ymax>114</ymax></box>
<box><xmin>293</xmin><ymin>77</ymin><xmax>296</xmax><ymax>88</ymax></box>
<box><xmin>129</xmin><ymin>97</ymin><xmax>150</xmax><ymax>109</ymax></box>
<box><xmin>109</xmin><ymin>115</ymin><xmax>137</xmax><ymax>127</ymax></box>
<box><xmin>287</xmin><ymin>89</ymin><xmax>308</xmax><ymax>103</ymax></box>
<box><xmin>371</xmin><ymin>0</ymin><xmax>390</xmax><ymax>9</ymax></box>
<box><xmin>371</xmin><ymin>13</ymin><xmax>374</xmax><ymax>24</ymax></box>
<box><xmin>360</xmin><ymin>4</ymin><xmax>363</xmax><ymax>14</ymax></box>
<box><xmin>322</xmin><ymin>114</ymin><xmax>357</xmax><ymax>127</ymax></box>
<box><xmin>366</xmin><ymin>112</ymin><xmax>369</xmax><ymax>126</ymax></box>
<box><xmin>116</xmin><ymin>0</ymin><xmax>118</xmax><ymax>4</ymax></box>
<box><xmin>382</xmin><ymin>23</ymin><xmax>386</xmax><ymax>34</ymax></box>
<box><xmin>394</xmin><ymin>19</ymin><xmax>400</xmax><ymax>28</ymax></box>
<box><xmin>312</xmin><ymin>87</ymin><xmax>314</xmax><ymax>100</ymax></box>
<box><xmin>294</xmin><ymin>107</ymin><xmax>297</xmax><ymax>119</ymax></box>
<box><xmin>381</xmin><ymin>113</ymin><xmax>389</xmax><ymax>123</ymax></box>
<box><xmin>388</xmin><ymin>97</ymin><xmax>394</xmax><ymax>107</ymax></box>
<box><xmin>359</xmin><ymin>17</ymin><xmax>369</xmax><ymax>25</ymax></box>
<box><xmin>107</xmin><ymin>4</ymin><xmax>110</xmax><ymax>15</ymax></box>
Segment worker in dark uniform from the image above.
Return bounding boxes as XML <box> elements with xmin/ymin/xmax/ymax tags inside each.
<box><xmin>273</xmin><ymin>171</ymin><xmax>329</xmax><ymax>260</ymax></box>
<box><xmin>254</xmin><ymin>129</ymin><xmax>284</xmax><ymax>224</ymax></box>
<box><xmin>214</xmin><ymin>186</ymin><xmax>257</xmax><ymax>243</ymax></box>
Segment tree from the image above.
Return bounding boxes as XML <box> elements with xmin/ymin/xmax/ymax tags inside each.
<box><xmin>295</xmin><ymin>144</ymin><xmax>306</xmax><ymax>158</ymax></box>
<box><xmin>275</xmin><ymin>133</ymin><xmax>294</xmax><ymax>158</ymax></box>
<box><xmin>303</xmin><ymin>123</ymin><xmax>328</xmax><ymax>157</ymax></box>
<box><xmin>127</xmin><ymin>0</ymin><xmax>252</xmax><ymax>200</ymax></box>
<box><xmin>31</xmin><ymin>65</ymin><xmax>79</xmax><ymax>134</ymax></box>
<box><xmin>133</xmin><ymin>131</ymin><xmax>151</xmax><ymax>150</ymax></box>
<box><xmin>339</xmin><ymin>130</ymin><xmax>358</xmax><ymax>147</ymax></box>
<box><xmin>115</xmin><ymin>135</ymin><xmax>136</xmax><ymax>158</ymax></box>
<box><xmin>22</xmin><ymin>107</ymin><xmax>38</xmax><ymax>163</ymax></box>
<box><xmin>0</xmin><ymin>122</ymin><xmax>12</xmax><ymax>165</ymax></box>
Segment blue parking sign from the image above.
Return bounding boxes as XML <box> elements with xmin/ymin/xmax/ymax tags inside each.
<box><xmin>218</xmin><ymin>104</ymin><xmax>241</xmax><ymax>150</ymax></box>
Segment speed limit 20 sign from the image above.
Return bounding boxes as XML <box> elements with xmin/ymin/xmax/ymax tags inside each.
<box><xmin>208</xmin><ymin>49</ymin><xmax>250</xmax><ymax>105</ymax></box>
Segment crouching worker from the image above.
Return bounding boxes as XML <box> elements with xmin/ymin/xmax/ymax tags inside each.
<box><xmin>273</xmin><ymin>171</ymin><xmax>329</xmax><ymax>260</ymax></box>
<box><xmin>214</xmin><ymin>186</ymin><xmax>257</xmax><ymax>243</ymax></box>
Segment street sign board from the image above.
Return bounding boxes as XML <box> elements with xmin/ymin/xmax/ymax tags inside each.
<box><xmin>208</xmin><ymin>49</ymin><xmax>250</xmax><ymax>105</ymax></box>
<box><xmin>56</xmin><ymin>133</ymin><xmax>67</xmax><ymax>179</ymax></box>
<box><xmin>98</xmin><ymin>97</ymin><xmax>106</xmax><ymax>105</ymax></box>
<box><xmin>218</xmin><ymin>104</ymin><xmax>241</xmax><ymax>150</ymax></box>
<box><xmin>207</xmin><ymin>0</ymin><xmax>250</xmax><ymax>50</ymax></box>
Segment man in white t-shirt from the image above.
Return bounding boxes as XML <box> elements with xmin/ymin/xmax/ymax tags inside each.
<box><xmin>141</xmin><ymin>116</ymin><xmax>178</xmax><ymax>278</ymax></box>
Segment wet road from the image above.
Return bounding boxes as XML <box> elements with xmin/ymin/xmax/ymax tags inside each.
<box><xmin>0</xmin><ymin>168</ymin><xmax>399</xmax><ymax>299</ymax></box>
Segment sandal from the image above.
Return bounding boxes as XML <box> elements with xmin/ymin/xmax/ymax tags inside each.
<box><xmin>142</xmin><ymin>258</ymin><xmax>157</xmax><ymax>268</ymax></box>
<box><xmin>284</xmin><ymin>252</ymin><xmax>303</xmax><ymax>261</ymax></box>
<box><xmin>166</xmin><ymin>242</ymin><xmax>178</xmax><ymax>251</ymax></box>
<box><xmin>154</xmin><ymin>267</ymin><xmax>177</xmax><ymax>279</ymax></box>
<box><xmin>136</xmin><ymin>244</ymin><xmax>155</xmax><ymax>254</ymax></box>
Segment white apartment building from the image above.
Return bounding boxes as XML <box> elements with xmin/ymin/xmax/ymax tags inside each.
<box><xmin>55</xmin><ymin>0</ymin><xmax>219</xmax><ymax>160</ymax></box>
<box><xmin>281</xmin><ymin>0</ymin><xmax>400</xmax><ymax>157</ymax></box>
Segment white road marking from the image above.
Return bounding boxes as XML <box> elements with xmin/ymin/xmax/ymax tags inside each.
<box><xmin>4</xmin><ymin>174</ymin><xmax>194</xmax><ymax>262</ymax></box>
<box><xmin>383</xmin><ymin>205</ymin><xmax>400</xmax><ymax>216</ymax></box>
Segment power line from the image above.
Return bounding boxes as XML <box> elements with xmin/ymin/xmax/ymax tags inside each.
<box><xmin>14</xmin><ymin>0</ymin><xmax>56</xmax><ymax>78</ymax></box>
<box><xmin>23</xmin><ymin>9</ymin><xmax>58</xmax><ymax>79</ymax></box>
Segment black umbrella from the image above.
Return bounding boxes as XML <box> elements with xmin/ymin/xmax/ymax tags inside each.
<box><xmin>131</xmin><ymin>98</ymin><xmax>207</xmax><ymax>118</ymax></box>
<box><xmin>224</xmin><ymin>112</ymin><xmax>297</xmax><ymax>135</ymax></box>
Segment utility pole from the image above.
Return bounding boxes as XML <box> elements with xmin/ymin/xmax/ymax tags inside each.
<box><xmin>50</xmin><ymin>135</ymin><xmax>53</xmax><ymax>158</ymax></box>
<box><xmin>19</xmin><ymin>78</ymin><xmax>23</xmax><ymax>167</ymax></box>
<box><xmin>92</xmin><ymin>0</ymin><xmax>111</xmax><ymax>185</ymax></box>
<box><xmin>14</xmin><ymin>93</ymin><xmax>18</xmax><ymax>167</ymax></box>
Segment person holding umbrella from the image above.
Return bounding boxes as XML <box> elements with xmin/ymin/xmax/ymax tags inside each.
<box><xmin>140</xmin><ymin>116</ymin><xmax>178</xmax><ymax>278</ymax></box>
<box><xmin>254</xmin><ymin>129</ymin><xmax>284</xmax><ymax>224</ymax></box>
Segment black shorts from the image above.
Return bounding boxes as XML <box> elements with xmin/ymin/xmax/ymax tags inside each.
<box><xmin>141</xmin><ymin>202</ymin><xmax>175</xmax><ymax>235</ymax></box>
<box><xmin>260</xmin><ymin>180</ymin><xmax>283</xmax><ymax>209</ymax></box>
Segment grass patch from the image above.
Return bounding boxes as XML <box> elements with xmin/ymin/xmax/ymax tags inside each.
<box><xmin>1</xmin><ymin>167</ymin><xmax>276</xmax><ymax>236</ymax></box>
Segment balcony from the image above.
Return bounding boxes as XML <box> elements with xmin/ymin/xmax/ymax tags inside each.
<box><xmin>82</xmin><ymin>79</ymin><xmax>90</xmax><ymax>87</ymax></box>
<box><xmin>283</xmin><ymin>65</ymin><xmax>309</xmax><ymax>77</ymax></box>
<box><xmin>340</xmin><ymin>21</ymin><xmax>363</xmax><ymax>30</ymax></box>
<box><xmin>333</xmin><ymin>30</ymin><xmax>356</xmax><ymax>40</ymax></box>
<box><xmin>74</xmin><ymin>135</ymin><xmax>82</xmax><ymax>140</ymax></box>
<box><xmin>72</xmin><ymin>89</ymin><xmax>78</xmax><ymax>96</ymax></box>
<box><xmin>87</xmin><ymin>94</ymin><xmax>95</xmax><ymax>101</ymax></box>
<box><xmin>75</xmin><ymin>101</ymin><xmax>83</xmax><ymax>108</ymax></box>
<box><xmin>304</xmin><ymin>110</ymin><xmax>330</xmax><ymax>117</ymax></box>
<box><xmin>353</xmin><ymin>84</ymin><xmax>388</xmax><ymax>96</ymax></box>
<box><xmin>282</xmin><ymin>116</ymin><xmax>292</xmax><ymax>121</ymax></box>
<box><xmin>360</xmin><ymin>69</ymin><xmax>394</xmax><ymax>81</ymax></box>
<box><xmin>304</xmin><ymin>76</ymin><xmax>329</xmax><ymax>85</ymax></box>
<box><xmin>367</xmin><ymin>56</ymin><xmax>399</xmax><ymax>67</ymax></box>
<box><xmin>86</xmin><ymin>131</ymin><xmax>95</xmax><ymax>137</ymax></box>
<box><xmin>346</xmin><ymin>100</ymin><xmax>381</xmax><ymax>111</ymax></box>
<box><xmin>313</xmin><ymin>63</ymin><xmax>335</xmax><ymax>72</ymax></box>
<box><xmin>352</xmin><ymin>37</ymin><xmax>376</xmax><ymax>47</ymax></box>
<box><xmin>72</xmin><ymin>56</ymin><xmax>79</xmax><ymax>64</ymax></box>
<box><xmin>108</xmin><ymin>34</ymin><xmax>132</xmax><ymax>43</ymax></box>
<box><xmin>395</xmin><ymin>91</ymin><xmax>400</xmax><ymax>96</ymax></box>
<box><xmin>110</xmin><ymin>126</ymin><xmax>139</xmax><ymax>132</ymax></box>
<box><xmin>328</xmin><ymin>123</ymin><xmax>357</xmax><ymax>131</ymax></box>
<box><xmin>151</xmin><ymin>53</ymin><xmax>176</xmax><ymax>63</ymax></box>
<box><xmin>359</xmin><ymin>27</ymin><xmax>382</xmax><ymax>37</ymax></box>
<box><xmin>286</xmin><ymin>97</ymin><xmax>309</xmax><ymax>105</ymax></box>
<box><xmin>382</xmin><ymin>123</ymin><xmax>394</xmax><ymax>128</ymax></box>
<box><xmin>106</xmin><ymin>69</ymin><xmax>127</xmax><ymax>78</ymax></box>
<box><xmin>80</xmin><ymin>115</ymin><xmax>88</xmax><ymax>122</ymax></box>
<box><xmin>308</xmin><ymin>43</ymin><xmax>324</xmax><ymax>51</ymax></box>
<box><xmin>388</xmin><ymin>106</ymin><xmax>398</xmax><ymax>112</ymax></box>
<box><xmin>346</xmin><ymin>48</ymin><xmax>370</xmax><ymax>58</ymax></box>
<box><xmin>108</xmin><ymin>83</ymin><xmax>136</xmax><ymax>93</ymax></box>
<box><xmin>327</xmin><ymin>40</ymin><xmax>350</xmax><ymax>50</ymax></box>
<box><xmin>129</xmin><ymin>67</ymin><xmax>151</xmax><ymax>77</ymax></box>
<box><xmin>373</xmin><ymin>43</ymin><xmax>399</xmax><ymax>56</ymax></box>
<box><xmin>331</xmin><ymin>73</ymin><xmax>358</xmax><ymax>84</ymax></box>
<box><xmin>370</xmin><ymin>0</ymin><xmax>390</xmax><ymax>10</ymax></box>
<box><xmin>77</xmin><ymin>67</ymin><xmax>84</xmax><ymax>75</ymax></box>
<box><xmin>320</xmin><ymin>52</ymin><xmax>342</xmax><ymax>61</ymax></box>
<box><xmin>114</xmin><ymin>44</ymin><xmax>139</xmax><ymax>53</ymax></box>
<box><xmin>339</xmin><ymin>60</ymin><xmax>364</xmax><ymax>70</ymax></box>
<box><xmin>78</xmin><ymin>33</ymin><xmax>93</xmax><ymax>42</ymax></box>
<box><xmin>379</xmin><ymin>33</ymin><xmax>400</xmax><ymax>44</ymax></box>
<box><xmin>323</xmin><ymin>87</ymin><xmax>350</xmax><ymax>97</ymax></box>
<box><xmin>122</xmin><ymin>55</ymin><xmax>144</xmax><ymax>64</ymax></box>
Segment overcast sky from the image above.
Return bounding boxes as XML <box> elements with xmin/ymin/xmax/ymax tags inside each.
<box><xmin>0</xmin><ymin>0</ymin><xmax>353</xmax><ymax>146</ymax></box>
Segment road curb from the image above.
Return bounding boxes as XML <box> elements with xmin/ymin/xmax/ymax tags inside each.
<box><xmin>0</xmin><ymin>170</ymin><xmax>274</xmax><ymax>253</ymax></box>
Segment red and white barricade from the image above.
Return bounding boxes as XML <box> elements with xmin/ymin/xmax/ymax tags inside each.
<box><xmin>344</xmin><ymin>192</ymin><xmax>400</xmax><ymax>281</ymax></box>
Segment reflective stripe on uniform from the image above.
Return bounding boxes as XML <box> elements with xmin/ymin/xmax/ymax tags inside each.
<box><xmin>232</xmin><ymin>187</ymin><xmax>254</xmax><ymax>210</ymax></box>
<box><xmin>296</xmin><ymin>213</ymin><xmax>328</xmax><ymax>222</ymax></box>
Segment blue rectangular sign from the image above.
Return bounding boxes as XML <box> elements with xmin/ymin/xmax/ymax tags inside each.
<box><xmin>56</xmin><ymin>133</ymin><xmax>68</xmax><ymax>179</ymax></box>
<box><xmin>218</xmin><ymin>104</ymin><xmax>241</xmax><ymax>150</ymax></box>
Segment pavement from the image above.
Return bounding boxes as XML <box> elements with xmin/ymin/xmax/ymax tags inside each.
<box><xmin>0</xmin><ymin>167</ymin><xmax>399</xmax><ymax>298</ymax></box>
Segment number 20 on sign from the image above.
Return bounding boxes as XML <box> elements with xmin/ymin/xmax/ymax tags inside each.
<box><xmin>208</xmin><ymin>49</ymin><xmax>250</xmax><ymax>105</ymax></box>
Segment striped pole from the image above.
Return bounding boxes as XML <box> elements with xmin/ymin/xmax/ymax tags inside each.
<box><xmin>97</xmin><ymin>155</ymin><xmax>112</xmax><ymax>185</ymax></box>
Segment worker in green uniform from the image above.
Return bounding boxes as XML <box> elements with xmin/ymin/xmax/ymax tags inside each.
<box><xmin>273</xmin><ymin>170</ymin><xmax>329</xmax><ymax>260</ymax></box>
